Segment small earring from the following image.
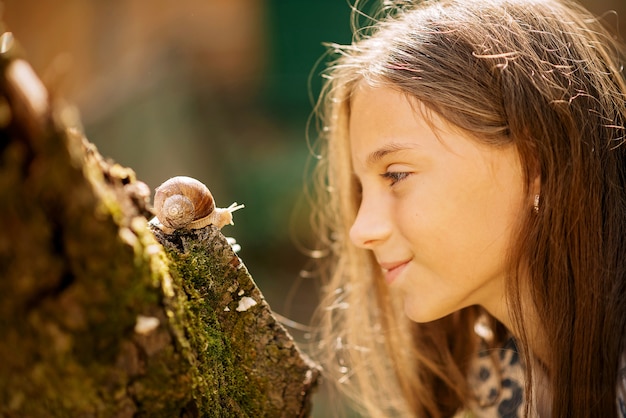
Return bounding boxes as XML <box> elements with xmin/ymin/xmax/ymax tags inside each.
<box><xmin>533</xmin><ymin>194</ymin><xmax>540</xmax><ymax>213</ymax></box>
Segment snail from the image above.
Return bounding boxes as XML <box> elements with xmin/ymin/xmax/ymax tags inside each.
<box><xmin>151</xmin><ymin>176</ymin><xmax>244</xmax><ymax>234</ymax></box>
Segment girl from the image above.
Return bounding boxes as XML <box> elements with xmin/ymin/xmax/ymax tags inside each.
<box><xmin>310</xmin><ymin>0</ymin><xmax>626</xmax><ymax>416</ymax></box>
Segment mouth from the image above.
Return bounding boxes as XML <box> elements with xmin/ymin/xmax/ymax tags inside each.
<box><xmin>379</xmin><ymin>259</ymin><xmax>410</xmax><ymax>285</ymax></box>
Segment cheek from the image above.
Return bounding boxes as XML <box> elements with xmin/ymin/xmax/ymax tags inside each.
<box><xmin>396</xmin><ymin>173</ymin><xmax>523</xmax><ymax>276</ymax></box>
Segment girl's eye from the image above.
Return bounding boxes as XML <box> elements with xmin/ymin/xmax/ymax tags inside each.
<box><xmin>380</xmin><ymin>171</ymin><xmax>411</xmax><ymax>186</ymax></box>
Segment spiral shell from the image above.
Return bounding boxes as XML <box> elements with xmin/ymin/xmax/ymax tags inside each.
<box><xmin>153</xmin><ymin>176</ymin><xmax>215</xmax><ymax>230</ymax></box>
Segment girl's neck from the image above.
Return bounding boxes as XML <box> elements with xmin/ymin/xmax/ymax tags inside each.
<box><xmin>482</xmin><ymin>289</ymin><xmax>552</xmax><ymax>373</ymax></box>
<box><xmin>482</xmin><ymin>297</ymin><xmax>553</xmax><ymax>417</ymax></box>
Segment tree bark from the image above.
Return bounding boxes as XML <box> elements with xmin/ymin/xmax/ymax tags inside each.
<box><xmin>0</xmin><ymin>30</ymin><xmax>319</xmax><ymax>417</ymax></box>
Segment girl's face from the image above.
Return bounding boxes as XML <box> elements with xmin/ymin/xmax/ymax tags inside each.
<box><xmin>349</xmin><ymin>84</ymin><xmax>529</xmax><ymax>323</ymax></box>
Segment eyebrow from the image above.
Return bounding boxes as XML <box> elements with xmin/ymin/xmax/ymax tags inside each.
<box><xmin>366</xmin><ymin>142</ymin><xmax>420</xmax><ymax>166</ymax></box>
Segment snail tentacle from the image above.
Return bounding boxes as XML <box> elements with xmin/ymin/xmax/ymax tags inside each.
<box><xmin>187</xmin><ymin>202</ymin><xmax>245</xmax><ymax>230</ymax></box>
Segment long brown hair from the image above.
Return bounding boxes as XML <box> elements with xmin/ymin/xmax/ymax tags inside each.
<box><xmin>310</xmin><ymin>0</ymin><xmax>626</xmax><ymax>416</ymax></box>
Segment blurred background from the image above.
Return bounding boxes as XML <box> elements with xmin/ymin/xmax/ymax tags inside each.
<box><xmin>2</xmin><ymin>0</ymin><xmax>352</xmax><ymax>343</ymax></box>
<box><xmin>3</xmin><ymin>0</ymin><xmax>625</xmax><ymax>416</ymax></box>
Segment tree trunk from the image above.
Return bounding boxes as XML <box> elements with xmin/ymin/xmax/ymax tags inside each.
<box><xmin>0</xmin><ymin>30</ymin><xmax>319</xmax><ymax>417</ymax></box>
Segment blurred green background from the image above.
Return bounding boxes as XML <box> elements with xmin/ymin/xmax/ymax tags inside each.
<box><xmin>4</xmin><ymin>0</ymin><xmax>625</xmax><ymax>416</ymax></box>
<box><xmin>3</xmin><ymin>0</ymin><xmax>353</xmax><ymax>328</ymax></box>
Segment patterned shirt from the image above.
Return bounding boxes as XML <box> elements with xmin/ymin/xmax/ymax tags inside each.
<box><xmin>454</xmin><ymin>338</ymin><xmax>626</xmax><ymax>417</ymax></box>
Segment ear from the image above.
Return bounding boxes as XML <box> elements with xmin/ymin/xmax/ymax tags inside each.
<box><xmin>531</xmin><ymin>172</ymin><xmax>541</xmax><ymax>197</ymax></box>
<box><xmin>518</xmin><ymin>141</ymin><xmax>541</xmax><ymax>208</ymax></box>
<box><xmin>530</xmin><ymin>160</ymin><xmax>541</xmax><ymax>212</ymax></box>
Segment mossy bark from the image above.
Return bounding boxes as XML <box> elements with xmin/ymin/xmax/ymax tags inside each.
<box><xmin>0</xmin><ymin>30</ymin><xmax>318</xmax><ymax>417</ymax></box>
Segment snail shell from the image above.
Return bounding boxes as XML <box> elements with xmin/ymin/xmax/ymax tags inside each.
<box><xmin>152</xmin><ymin>176</ymin><xmax>243</xmax><ymax>233</ymax></box>
<box><xmin>154</xmin><ymin>176</ymin><xmax>214</xmax><ymax>230</ymax></box>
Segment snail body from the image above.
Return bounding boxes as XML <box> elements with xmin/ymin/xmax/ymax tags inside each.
<box><xmin>152</xmin><ymin>176</ymin><xmax>243</xmax><ymax>233</ymax></box>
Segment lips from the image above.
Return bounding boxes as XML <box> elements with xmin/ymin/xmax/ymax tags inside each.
<box><xmin>379</xmin><ymin>259</ymin><xmax>410</xmax><ymax>285</ymax></box>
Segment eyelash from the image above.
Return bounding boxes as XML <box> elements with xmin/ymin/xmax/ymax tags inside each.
<box><xmin>380</xmin><ymin>171</ymin><xmax>411</xmax><ymax>186</ymax></box>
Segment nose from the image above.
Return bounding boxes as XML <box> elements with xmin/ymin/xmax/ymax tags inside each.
<box><xmin>349</xmin><ymin>194</ymin><xmax>392</xmax><ymax>249</ymax></box>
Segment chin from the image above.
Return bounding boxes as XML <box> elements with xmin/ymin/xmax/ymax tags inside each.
<box><xmin>403</xmin><ymin>299</ymin><xmax>452</xmax><ymax>324</ymax></box>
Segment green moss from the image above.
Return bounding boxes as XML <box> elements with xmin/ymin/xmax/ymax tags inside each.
<box><xmin>164</xmin><ymin>243</ymin><xmax>267</xmax><ymax>416</ymax></box>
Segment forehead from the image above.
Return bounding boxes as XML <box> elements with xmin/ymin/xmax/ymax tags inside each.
<box><xmin>348</xmin><ymin>84</ymin><xmax>440</xmax><ymax>164</ymax></box>
<box><xmin>347</xmin><ymin>83</ymin><xmax>521</xmax><ymax>175</ymax></box>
